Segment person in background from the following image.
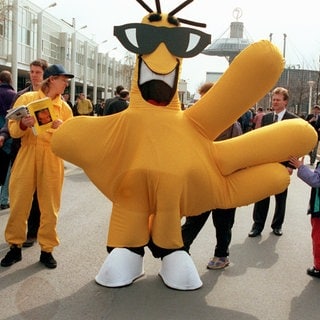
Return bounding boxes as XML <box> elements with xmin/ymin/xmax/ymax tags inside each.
<box><xmin>94</xmin><ymin>99</ymin><xmax>104</xmax><ymax>116</ymax></box>
<box><xmin>289</xmin><ymin>155</ymin><xmax>320</xmax><ymax>278</ymax></box>
<box><xmin>1</xmin><ymin>64</ymin><xmax>74</xmax><ymax>269</ymax></box>
<box><xmin>76</xmin><ymin>92</ymin><xmax>93</xmax><ymax>116</ymax></box>
<box><xmin>0</xmin><ymin>70</ymin><xmax>16</xmax><ymax>210</ymax></box>
<box><xmin>103</xmin><ymin>85</ymin><xmax>124</xmax><ymax>115</ymax></box>
<box><xmin>181</xmin><ymin>82</ymin><xmax>243</xmax><ymax>270</ymax></box>
<box><xmin>0</xmin><ymin>128</ymin><xmax>10</xmax><ymax>202</ymax></box>
<box><xmin>104</xmin><ymin>89</ymin><xmax>130</xmax><ymax>115</ymax></box>
<box><xmin>252</xmin><ymin>107</ymin><xmax>265</xmax><ymax>129</ymax></box>
<box><xmin>0</xmin><ymin>127</ymin><xmax>11</xmax><ymax>196</ymax></box>
<box><xmin>305</xmin><ymin>105</ymin><xmax>320</xmax><ymax>166</ymax></box>
<box><xmin>62</xmin><ymin>92</ymin><xmax>73</xmax><ymax>109</ymax></box>
<box><xmin>73</xmin><ymin>94</ymin><xmax>80</xmax><ymax>116</ymax></box>
<box><xmin>239</xmin><ymin>108</ymin><xmax>253</xmax><ymax>133</ymax></box>
<box><xmin>248</xmin><ymin>87</ymin><xmax>298</xmax><ymax>238</ymax></box>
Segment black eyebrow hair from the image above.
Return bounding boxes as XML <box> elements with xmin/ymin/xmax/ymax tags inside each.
<box><xmin>136</xmin><ymin>0</ymin><xmax>207</xmax><ymax>28</ymax></box>
<box><xmin>155</xmin><ymin>0</ymin><xmax>161</xmax><ymax>13</ymax></box>
<box><xmin>168</xmin><ymin>16</ymin><xmax>180</xmax><ymax>27</ymax></box>
<box><xmin>176</xmin><ymin>17</ymin><xmax>206</xmax><ymax>28</ymax></box>
<box><xmin>169</xmin><ymin>0</ymin><xmax>193</xmax><ymax>16</ymax></box>
<box><xmin>136</xmin><ymin>0</ymin><xmax>153</xmax><ymax>13</ymax></box>
<box><xmin>148</xmin><ymin>13</ymin><xmax>162</xmax><ymax>22</ymax></box>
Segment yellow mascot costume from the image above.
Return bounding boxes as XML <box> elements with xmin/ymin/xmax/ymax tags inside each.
<box><xmin>52</xmin><ymin>0</ymin><xmax>316</xmax><ymax>290</ymax></box>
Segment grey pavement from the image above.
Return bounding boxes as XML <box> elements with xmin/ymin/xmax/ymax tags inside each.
<box><xmin>0</xmin><ymin>161</ymin><xmax>320</xmax><ymax>320</ymax></box>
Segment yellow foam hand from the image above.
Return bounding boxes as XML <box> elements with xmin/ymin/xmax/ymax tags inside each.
<box><xmin>51</xmin><ymin>39</ymin><xmax>316</xmax><ymax>250</ymax></box>
<box><xmin>186</xmin><ymin>40</ymin><xmax>286</xmax><ymax>139</ymax></box>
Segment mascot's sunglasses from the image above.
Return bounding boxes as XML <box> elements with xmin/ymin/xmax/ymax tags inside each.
<box><xmin>114</xmin><ymin>23</ymin><xmax>211</xmax><ymax>58</ymax></box>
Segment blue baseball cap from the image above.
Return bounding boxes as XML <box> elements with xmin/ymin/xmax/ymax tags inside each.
<box><xmin>44</xmin><ymin>64</ymin><xmax>74</xmax><ymax>79</ymax></box>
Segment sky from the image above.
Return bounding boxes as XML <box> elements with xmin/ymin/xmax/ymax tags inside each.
<box><xmin>30</xmin><ymin>0</ymin><xmax>320</xmax><ymax>94</ymax></box>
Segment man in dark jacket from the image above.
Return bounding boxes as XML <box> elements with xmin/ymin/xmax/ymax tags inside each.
<box><xmin>306</xmin><ymin>105</ymin><xmax>320</xmax><ymax>165</ymax></box>
<box><xmin>248</xmin><ymin>87</ymin><xmax>298</xmax><ymax>238</ymax></box>
<box><xmin>104</xmin><ymin>89</ymin><xmax>129</xmax><ymax>115</ymax></box>
<box><xmin>103</xmin><ymin>85</ymin><xmax>124</xmax><ymax>115</ymax></box>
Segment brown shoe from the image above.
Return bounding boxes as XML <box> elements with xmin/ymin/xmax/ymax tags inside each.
<box><xmin>207</xmin><ymin>256</ymin><xmax>230</xmax><ymax>270</ymax></box>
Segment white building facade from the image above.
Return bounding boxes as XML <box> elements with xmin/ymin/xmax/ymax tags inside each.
<box><xmin>0</xmin><ymin>0</ymin><xmax>134</xmax><ymax>105</ymax></box>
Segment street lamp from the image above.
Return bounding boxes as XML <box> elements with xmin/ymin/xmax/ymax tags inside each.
<box><xmin>70</xmin><ymin>22</ymin><xmax>87</xmax><ymax>105</ymax></box>
<box><xmin>36</xmin><ymin>2</ymin><xmax>57</xmax><ymax>58</ymax></box>
<box><xmin>11</xmin><ymin>0</ymin><xmax>19</xmax><ymax>90</ymax></box>
<box><xmin>308</xmin><ymin>80</ymin><xmax>315</xmax><ymax>114</ymax></box>
<box><xmin>269</xmin><ymin>33</ymin><xmax>273</xmax><ymax>42</ymax></box>
<box><xmin>104</xmin><ymin>47</ymin><xmax>117</xmax><ymax>99</ymax></box>
<box><xmin>83</xmin><ymin>41</ymin><xmax>89</xmax><ymax>97</ymax></box>
<box><xmin>268</xmin><ymin>91</ymin><xmax>272</xmax><ymax>109</ymax></box>
<box><xmin>283</xmin><ymin>33</ymin><xmax>287</xmax><ymax>58</ymax></box>
<box><xmin>178</xmin><ymin>79</ymin><xmax>188</xmax><ymax>105</ymax></box>
<box><xmin>93</xmin><ymin>40</ymin><xmax>108</xmax><ymax>105</ymax></box>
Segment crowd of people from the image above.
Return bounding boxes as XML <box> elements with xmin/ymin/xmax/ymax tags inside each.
<box><xmin>0</xmin><ymin>73</ymin><xmax>319</xmax><ymax>280</ymax></box>
<box><xmin>58</xmin><ymin>85</ymin><xmax>130</xmax><ymax>117</ymax></box>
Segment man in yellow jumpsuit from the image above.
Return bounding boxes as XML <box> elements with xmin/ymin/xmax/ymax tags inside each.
<box><xmin>1</xmin><ymin>64</ymin><xmax>73</xmax><ymax>269</ymax></box>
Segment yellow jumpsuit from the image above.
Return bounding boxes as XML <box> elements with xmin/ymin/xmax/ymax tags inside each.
<box><xmin>5</xmin><ymin>90</ymin><xmax>73</xmax><ymax>252</ymax></box>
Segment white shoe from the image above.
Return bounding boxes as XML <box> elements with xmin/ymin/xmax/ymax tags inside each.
<box><xmin>95</xmin><ymin>248</ymin><xmax>144</xmax><ymax>287</ymax></box>
<box><xmin>159</xmin><ymin>251</ymin><xmax>202</xmax><ymax>290</ymax></box>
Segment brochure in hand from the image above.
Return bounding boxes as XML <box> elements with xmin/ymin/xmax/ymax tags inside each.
<box><xmin>5</xmin><ymin>105</ymin><xmax>28</xmax><ymax>120</ymax></box>
<box><xmin>5</xmin><ymin>97</ymin><xmax>56</xmax><ymax>135</ymax></box>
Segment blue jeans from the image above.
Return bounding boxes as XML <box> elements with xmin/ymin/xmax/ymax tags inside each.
<box><xmin>0</xmin><ymin>163</ymin><xmax>10</xmax><ymax>205</ymax></box>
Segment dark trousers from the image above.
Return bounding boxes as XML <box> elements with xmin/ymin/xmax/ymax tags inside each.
<box><xmin>252</xmin><ymin>188</ymin><xmax>288</xmax><ymax>231</ymax></box>
<box><xmin>0</xmin><ymin>149</ymin><xmax>10</xmax><ymax>185</ymax></box>
<box><xmin>107</xmin><ymin>240</ymin><xmax>181</xmax><ymax>259</ymax></box>
<box><xmin>182</xmin><ymin>208</ymin><xmax>236</xmax><ymax>257</ymax></box>
<box><xmin>26</xmin><ymin>192</ymin><xmax>41</xmax><ymax>239</ymax></box>
<box><xmin>309</xmin><ymin>140</ymin><xmax>319</xmax><ymax>165</ymax></box>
